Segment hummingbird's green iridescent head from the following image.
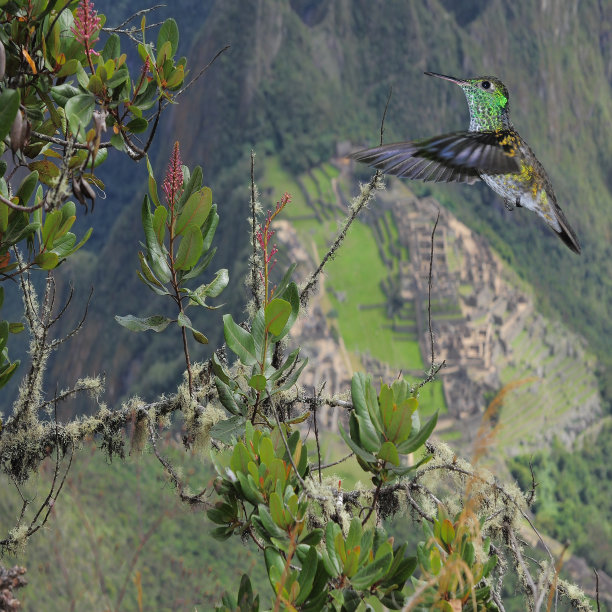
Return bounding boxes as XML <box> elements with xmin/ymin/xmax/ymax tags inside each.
<box><xmin>425</xmin><ymin>72</ymin><xmax>511</xmax><ymax>132</ymax></box>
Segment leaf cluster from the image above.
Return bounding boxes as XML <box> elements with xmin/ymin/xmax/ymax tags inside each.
<box><xmin>340</xmin><ymin>373</ymin><xmax>438</xmax><ymax>486</ymax></box>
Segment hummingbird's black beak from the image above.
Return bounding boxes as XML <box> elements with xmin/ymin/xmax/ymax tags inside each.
<box><xmin>424</xmin><ymin>71</ymin><xmax>468</xmax><ymax>86</ymax></box>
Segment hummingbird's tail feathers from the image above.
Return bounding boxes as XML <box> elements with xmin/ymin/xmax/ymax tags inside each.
<box><xmin>349</xmin><ymin>141</ymin><xmax>480</xmax><ymax>183</ymax></box>
<box><xmin>552</xmin><ymin>207</ymin><xmax>581</xmax><ymax>254</ymax></box>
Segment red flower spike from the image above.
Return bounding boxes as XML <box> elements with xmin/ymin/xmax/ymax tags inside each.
<box><xmin>162</xmin><ymin>141</ymin><xmax>184</xmax><ymax>208</ymax></box>
<box><xmin>71</xmin><ymin>0</ymin><xmax>102</xmax><ymax>57</ymax></box>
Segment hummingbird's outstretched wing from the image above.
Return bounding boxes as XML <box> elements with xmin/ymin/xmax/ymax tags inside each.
<box><xmin>350</xmin><ymin>131</ymin><xmax>521</xmax><ymax>182</ymax></box>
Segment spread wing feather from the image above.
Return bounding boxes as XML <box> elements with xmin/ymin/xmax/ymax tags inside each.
<box><xmin>349</xmin><ymin>131</ymin><xmax>521</xmax><ymax>183</ymax></box>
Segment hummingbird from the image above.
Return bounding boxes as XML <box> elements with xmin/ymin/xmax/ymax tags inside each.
<box><xmin>350</xmin><ymin>72</ymin><xmax>581</xmax><ymax>254</ymax></box>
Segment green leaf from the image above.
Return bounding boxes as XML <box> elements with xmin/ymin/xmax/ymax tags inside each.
<box><xmin>191</xmin><ymin>268</ymin><xmax>229</xmax><ymax>303</ymax></box>
<box><xmin>230</xmin><ymin>441</ymin><xmax>252</xmax><ymax>475</ymax></box>
<box><xmin>102</xmin><ymin>33</ymin><xmax>120</xmax><ymax>61</ymax></box>
<box><xmin>105</xmin><ymin>67</ymin><xmax>129</xmax><ymax>89</ymax></box>
<box><xmin>299</xmin><ymin>529</ymin><xmax>323</xmax><ymax>547</ymax></box>
<box><xmin>192</xmin><ymin>329</ymin><xmax>208</xmax><ymax>344</ymax></box>
<box><xmin>28</xmin><ymin>160</ymin><xmax>59</xmax><ymax>187</ymax></box>
<box><xmin>223</xmin><ymin>314</ymin><xmax>257</xmax><ymax>366</ymax></box>
<box><xmin>295</xmin><ymin>545</ymin><xmax>318</xmax><ymax>605</ymax></box>
<box><xmin>157</xmin><ymin>18</ymin><xmax>179</xmax><ymax>57</ymax></box>
<box><xmin>42</xmin><ymin>210</ymin><xmax>63</xmax><ymax>248</ymax></box>
<box><xmin>152</xmin><ymin>206</ymin><xmax>167</xmax><ymax>246</ymax></box>
<box><xmin>385</xmin><ymin>397</ymin><xmax>417</xmax><ymax>445</ymax></box>
<box><xmin>8</xmin><ymin>323</ymin><xmax>24</xmax><ymax>334</ymax></box>
<box><xmin>56</xmin><ymin>59</ymin><xmax>79</xmax><ymax>78</ymax></box>
<box><xmin>395</xmin><ymin>412</ymin><xmax>438</xmax><ymax>454</ymax></box>
<box><xmin>248</xmin><ymin>374</ymin><xmax>266</xmax><ymax>392</ymax></box>
<box><xmin>207</xmin><ymin>504</ymin><xmax>235</xmax><ymax>525</ymax></box>
<box><xmin>176</xmin><ymin>312</ymin><xmax>209</xmax><ymax>344</ymax></box>
<box><xmin>264</xmin><ymin>547</ymin><xmax>286</xmax><ymax>590</ymax></box>
<box><xmin>65</xmin><ymin>93</ymin><xmax>95</xmax><ymax>136</ymax></box>
<box><xmin>346</xmin><ymin>518</ymin><xmax>362</xmax><ymax>553</ymax></box>
<box><xmin>141</xmin><ymin>196</ymin><xmax>171</xmax><ymax>283</ymax></box>
<box><xmin>0</xmin><ymin>203</ymin><xmax>7</xmax><ymax>233</ymax></box>
<box><xmin>440</xmin><ymin>519</ymin><xmax>455</xmax><ymax>550</ymax></box>
<box><xmin>50</xmin><ymin>84</ymin><xmax>81</xmax><ymax>108</ymax></box>
<box><xmin>114</xmin><ymin>314</ymin><xmax>173</xmax><ymax>332</ymax></box>
<box><xmin>269</xmin><ymin>491</ymin><xmax>286</xmax><ymax>528</ymax></box>
<box><xmin>156</xmin><ymin>40</ymin><xmax>173</xmax><ymax>66</ymax></box>
<box><xmin>126</xmin><ymin>117</ymin><xmax>148</xmax><ymax>133</ymax></box>
<box><xmin>264</xmin><ymin>298</ymin><xmax>292</xmax><ymax>337</ymax></box>
<box><xmin>165</xmin><ymin>66</ymin><xmax>184</xmax><ymax>89</ymax></box>
<box><xmin>378</xmin><ymin>441</ymin><xmax>400</xmax><ymax>466</ymax></box>
<box><xmin>351</xmin><ymin>373</ymin><xmax>368</xmax><ymax>416</ymax></box>
<box><xmin>210</xmin><ymin>415</ymin><xmax>247</xmax><ymax>444</ymax></box>
<box><xmin>87</xmin><ymin>74</ymin><xmax>104</xmax><ymax>95</ymax></box>
<box><xmin>34</xmin><ymin>252</ymin><xmax>59</xmax><ymax>270</ymax></box>
<box><xmin>15</xmin><ymin>171</ymin><xmax>38</xmax><ymax>208</ymax></box>
<box><xmin>175</xmin><ymin>187</ymin><xmax>212</xmax><ymax>235</ymax></box>
<box><xmin>214</xmin><ymin>376</ymin><xmax>242</xmax><ymax>416</ymax></box>
<box><xmin>50</xmin><ymin>233</ymin><xmax>77</xmax><ymax>257</ymax></box>
<box><xmin>211</xmin><ymin>354</ymin><xmax>231</xmax><ymax>385</ymax></box>
<box><xmin>210</xmin><ymin>526</ymin><xmax>233</xmax><ymax>541</ymax></box>
<box><xmin>323</xmin><ymin>522</ymin><xmax>342</xmax><ymax>577</ymax></box>
<box><xmin>0</xmin><ymin>89</ymin><xmax>20</xmax><ymax>143</ymax></box>
<box><xmin>0</xmin><ymin>360</ymin><xmax>19</xmax><ymax>389</ymax></box>
<box><xmin>181</xmin><ymin>246</ymin><xmax>217</xmax><ymax>281</ymax></box>
<box><xmin>351</xmin><ymin>553</ymin><xmax>392</xmax><ymax>591</ymax></box>
<box><xmin>64</xmin><ymin>227</ymin><xmax>92</xmax><ymax>257</ymax></box>
<box><xmin>110</xmin><ymin>132</ymin><xmax>124</xmax><ymax>151</ymax></box>
<box><xmin>174</xmin><ymin>225</ymin><xmax>203</xmax><ymax>270</ymax></box>
<box><xmin>482</xmin><ymin>554</ymin><xmax>498</xmax><ymax>577</ymax></box>
<box><xmin>201</xmin><ymin>205</ymin><xmax>219</xmax><ymax>252</ymax></box>
<box><xmin>273</xmin><ymin>282</ymin><xmax>299</xmax><ymax>340</ymax></box>
<box><xmin>350</xmin><ymin>375</ymin><xmax>381</xmax><ymax>453</ymax></box>
<box><xmin>138</xmin><ymin>272</ymin><xmax>170</xmax><ymax>296</ymax></box>
<box><xmin>267</xmin><ymin>349</ymin><xmax>299</xmax><ymax>385</ymax></box>
<box><xmin>251</xmin><ymin>308</ymin><xmax>265</xmax><ymax>356</ymax></box>
<box><xmin>272</xmin><ymin>263</ymin><xmax>297</xmax><ymax>301</ymax></box>
<box><xmin>146</xmin><ymin>155</ymin><xmax>159</xmax><ymax>207</ymax></box>
<box><xmin>276</xmin><ymin>356</ymin><xmax>308</xmax><ymax>392</ymax></box>
<box><xmin>237</xmin><ymin>574</ymin><xmax>255</xmax><ymax>610</ymax></box>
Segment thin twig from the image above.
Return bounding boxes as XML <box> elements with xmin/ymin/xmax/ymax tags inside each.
<box><xmin>31</xmin><ymin>130</ymin><xmax>112</xmax><ymax>150</ymax></box>
<box><xmin>163</xmin><ymin>44</ymin><xmax>230</xmax><ymax>106</ymax></box>
<box><xmin>379</xmin><ymin>86</ymin><xmax>392</xmax><ymax>146</ymax></box>
<box><xmin>417</xmin><ymin>211</ymin><xmax>446</xmax><ymax>389</ymax></box>
<box><xmin>104</xmin><ymin>4</ymin><xmax>165</xmax><ymax>32</ymax></box>
<box><xmin>0</xmin><ymin>188</ymin><xmax>46</xmax><ymax>212</ymax></box>
<box><xmin>318</xmin><ymin>452</ymin><xmax>354</xmax><ymax>470</ymax></box>
<box><xmin>427</xmin><ymin>211</ymin><xmax>439</xmax><ymax>369</ymax></box>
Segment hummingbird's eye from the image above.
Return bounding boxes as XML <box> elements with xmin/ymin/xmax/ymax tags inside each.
<box><xmin>481</xmin><ymin>81</ymin><xmax>491</xmax><ymax>90</ymax></box>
